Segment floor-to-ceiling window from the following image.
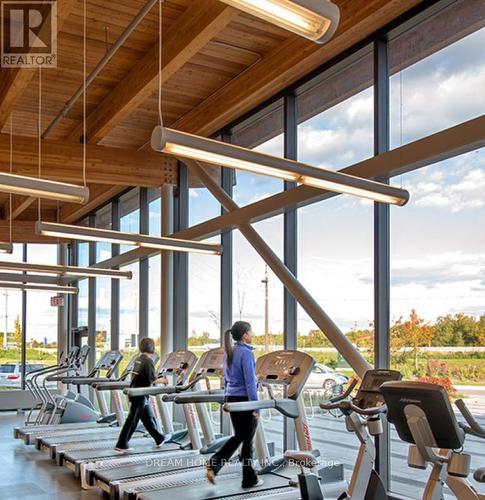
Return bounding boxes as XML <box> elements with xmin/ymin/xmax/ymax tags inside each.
<box><xmin>148</xmin><ymin>191</ymin><xmax>161</xmax><ymax>343</ymax></box>
<box><xmin>24</xmin><ymin>245</ymin><xmax>59</xmax><ymax>385</ymax></box>
<box><xmin>95</xmin><ymin>204</ymin><xmax>112</xmax><ymax>359</ymax></box>
<box><xmin>0</xmin><ymin>245</ymin><xmax>25</xmax><ymax>391</ymax></box>
<box><xmin>389</xmin><ymin>3</ymin><xmax>485</xmax><ymax>495</ymax></box>
<box><xmin>119</xmin><ymin>189</ymin><xmax>140</xmax><ymax>359</ymax></box>
<box><xmin>231</xmin><ymin>103</ymin><xmax>285</xmax><ymax>454</ymax></box>
<box><xmin>296</xmin><ymin>48</ymin><xmax>374</xmax><ymax>479</ymax></box>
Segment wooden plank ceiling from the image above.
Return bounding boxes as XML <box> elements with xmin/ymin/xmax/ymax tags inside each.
<box><xmin>0</xmin><ymin>0</ymin><xmax>421</xmax><ymax>242</ymax></box>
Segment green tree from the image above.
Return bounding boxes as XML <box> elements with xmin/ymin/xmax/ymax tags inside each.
<box><xmin>434</xmin><ymin>313</ymin><xmax>481</xmax><ymax>347</ymax></box>
<box><xmin>13</xmin><ymin>315</ymin><xmax>22</xmax><ymax>348</ymax></box>
<box><xmin>391</xmin><ymin>310</ymin><xmax>435</xmax><ymax>371</ymax></box>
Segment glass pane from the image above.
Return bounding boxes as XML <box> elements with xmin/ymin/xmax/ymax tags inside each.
<box><xmin>96</xmin><ymin>204</ymin><xmax>112</xmax><ymax>357</ymax></box>
<box><xmin>0</xmin><ymin>244</ymin><xmax>24</xmax><ymax>390</ymax></box>
<box><xmin>390</xmin><ymin>5</ymin><xmax>485</xmax><ymax>148</ymax></box>
<box><xmin>188</xmin><ymin>187</ymin><xmax>220</xmax><ymax>349</ymax></box>
<box><xmin>390</xmin><ymin>149</ymin><xmax>485</xmax><ymax>497</ymax></box>
<box><xmin>297</xmin><ymin>50</ymin><xmax>374</xmax><ymax>480</ymax></box>
<box><xmin>26</xmin><ymin>245</ymin><xmax>58</xmax><ymax>385</ymax></box>
<box><xmin>232</xmin><ymin>115</ymin><xmax>284</xmax><ymax>454</ymax></box>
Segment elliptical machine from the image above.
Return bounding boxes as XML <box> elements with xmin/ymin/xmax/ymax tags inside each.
<box><xmin>381</xmin><ymin>380</ymin><xmax>485</xmax><ymax>500</ymax></box>
<box><xmin>292</xmin><ymin>369</ymin><xmax>401</xmax><ymax>500</ymax></box>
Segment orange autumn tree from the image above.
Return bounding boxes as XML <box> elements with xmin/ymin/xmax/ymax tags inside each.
<box><xmin>391</xmin><ymin>310</ymin><xmax>435</xmax><ymax>371</ymax></box>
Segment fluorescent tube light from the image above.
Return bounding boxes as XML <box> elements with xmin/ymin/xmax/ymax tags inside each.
<box><xmin>151</xmin><ymin>126</ymin><xmax>409</xmax><ymax>206</ymax></box>
<box><xmin>0</xmin><ymin>243</ymin><xmax>13</xmax><ymax>254</ymax></box>
<box><xmin>0</xmin><ymin>261</ymin><xmax>132</xmax><ymax>279</ymax></box>
<box><xmin>220</xmin><ymin>0</ymin><xmax>340</xmax><ymax>43</ymax></box>
<box><xmin>0</xmin><ymin>282</ymin><xmax>78</xmax><ymax>294</ymax></box>
<box><xmin>35</xmin><ymin>222</ymin><xmax>222</xmax><ymax>255</ymax></box>
<box><xmin>0</xmin><ymin>173</ymin><xmax>89</xmax><ymax>204</ymax></box>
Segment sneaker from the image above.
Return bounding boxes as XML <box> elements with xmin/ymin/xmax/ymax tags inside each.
<box><xmin>206</xmin><ymin>464</ymin><xmax>217</xmax><ymax>485</ymax></box>
<box><xmin>154</xmin><ymin>434</ymin><xmax>172</xmax><ymax>448</ymax></box>
<box><xmin>113</xmin><ymin>447</ymin><xmax>134</xmax><ymax>454</ymax></box>
<box><xmin>242</xmin><ymin>478</ymin><xmax>264</xmax><ymax>489</ymax></box>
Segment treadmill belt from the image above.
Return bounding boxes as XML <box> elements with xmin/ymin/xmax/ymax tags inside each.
<box><xmin>64</xmin><ymin>441</ymin><xmax>181</xmax><ymax>463</ymax></box>
<box><xmin>95</xmin><ymin>452</ymin><xmax>202</xmax><ymax>483</ymax></box>
<box><xmin>39</xmin><ymin>428</ymin><xmax>122</xmax><ymax>445</ymax></box>
<box><xmin>137</xmin><ymin>472</ymin><xmax>291</xmax><ymax>500</ymax></box>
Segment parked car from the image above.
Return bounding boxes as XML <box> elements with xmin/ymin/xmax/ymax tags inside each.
<box><xmin>0</xmin><ymin>363</ymin><xmax>46</xmax><ymax>388</ymax></box>
<box><xmin>306</xmin><ymin>363</ymin><xmax>349</xmax><ymax>391</ymax></box>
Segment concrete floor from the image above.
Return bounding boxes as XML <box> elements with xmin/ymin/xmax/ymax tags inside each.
<box><xmin>0</xmin><ymin>412</ymin><xmax>102</xmax><ymax>499</ymax></box>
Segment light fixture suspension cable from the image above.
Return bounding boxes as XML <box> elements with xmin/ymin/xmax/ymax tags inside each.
<box><xmin>9</xmin><ymin>114</ymin><xmax>13</xmax><ymax>245</ymax></box>
<box><xmin>83</xmin><ymin>0</ymin><xmax>87</xmax><ymax>188</ymax></box>
<box><xmin>158</xmin><ymin>0</ymin><xmax>163</xmax><ymax>126</ymax></box>
<box><xmin>38</xmin><ymin>67</ymin><xmax>42</xmax><ymax>223</ymax></box>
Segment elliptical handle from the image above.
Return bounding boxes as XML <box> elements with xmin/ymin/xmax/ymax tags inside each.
<box><xmin>348</xmin><ymin>401</ymin><xmax>387</xmax><ymax>416</ymax></box>
<box><xmin>456</xmin><ymin>399</ymin><xmax>485</xmax><ymax>438</ymax></box>
<box><xmin>329</xmin><ymin>377</ymin><xmax>358</xmax><ymax>403</ymax></box>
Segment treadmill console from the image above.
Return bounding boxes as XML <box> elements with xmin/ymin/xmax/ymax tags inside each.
<box><xmin>76</xmin><ymin>345</ymin><xmax>90</xmax><ymax>367</ymax></box>
<box><xmin>190</xmin><ymin>347</ymin><xmax>224</xmax><ymax>381</ymax></box>
<box><xmin>352</xmin><ymin>369</ymin><xmax>401</xmax><ymax>410</ymax></box>
<box><xmin>66</xmin><ymin>345</ymin><xmax>81</xmax><ymax>365</ymax></box>
<box><xmin>256</xmin><ymin>350</ymin><xmax>314</xmax><ymax>399</ymax></box>
<box><xmin>94</xmin><ymin>350</ymin><xmax>123</xmax><ymax>376</ymax></box>
<box><xmin>158</xmin><ymin>350</ymin><xmax>198</xmax><ymax>385</ymax></box>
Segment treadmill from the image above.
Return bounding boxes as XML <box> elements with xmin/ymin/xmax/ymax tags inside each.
<box><xmin>15</xmin><ymin>348</ymin><xmax>122</xmax><ymax>444</ymax></box>
<box><xmin>60</xmin><ymin>349</ymin><xmax>202</xmax><ymax>479</ymax></box>
<box><xmin>89</xmin><ymin>347</ymin><xmax>234</xmax><ymax>499</ymax></box>
<box><xmin>127</xmin><ymin>350</ymin><xmax>346</xmax><ymax>500</ymax></box>
<box><xmin>37</xmin><ymin>351</ymin><xmax>146</xmax><ymax>458</ymax></box>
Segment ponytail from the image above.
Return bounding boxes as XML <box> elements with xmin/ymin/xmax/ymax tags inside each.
<box><xmin>224</xmin><ymin>321</ymin><xmax>252</xmax><ymax>366</ymax></box>
<box><xmin>224</xmin><ymin>329</ymin><xmax>234</xmax><ymax>366</ymax></box>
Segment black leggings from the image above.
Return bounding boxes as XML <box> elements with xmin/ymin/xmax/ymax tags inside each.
<box><xmin>116</xmin><ymin>396</ymin><xmax>164</xmax><ymax>449</ymax></box>
<box><xmin>208</xmin><ymin>395</ymin><xmax>258</xmax><ymax>487</ymax></box>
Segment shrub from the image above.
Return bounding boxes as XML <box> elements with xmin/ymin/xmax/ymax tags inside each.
<box><xmin>416</xmin><ymin>376</ymin><xmax>457</xmax><ymax>396</ymax></box>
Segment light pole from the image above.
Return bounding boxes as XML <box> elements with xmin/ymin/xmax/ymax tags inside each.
<box><xmin>3</xmin><ymin>290</ymin><xmax>8</xmax><ymax>349</ymax></box>
<box><xmin>262</xmin><ymin>265</ymin><xmax>269</xmax><ymax>352</ymax></box>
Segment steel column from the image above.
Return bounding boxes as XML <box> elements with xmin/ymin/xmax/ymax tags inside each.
<box><xmin>111</xmin><ymin>200</ymin><xmax>120</xmax><ymax>352</ymax></box>
<box><xmin>173</xmin><ymin>163</ymin><xmax>189</xmax><ymax>351</ymax></box>
<box><xmin>20</xmin><ymin>244</ymin><xmax>27</xmax><ymax>390</ymax></box>
<box><xmin>220</xmin><ymin>131</ymin><xmax>234</xmax><ymax>436</ymax></box>
<box><xmin>187</xmin><ymin>159</ymin><xmax>370</xmax><ymax>377</ymax></box>
<box><xmin>57</xmin><ymin>244</ymin><xmax>69</xmax><ymax>364</ymax></box>
<box><xmin>88</xmin><ymin>214</ymin><xmax>96</xmax><ymax>370</ymax></box>
<box><xmin>139</xmin><ymin>188</ymin><xmax>149</xmax><ymax>339</ymax></box>
<box><xmin>283</xmin><ymin>93</ymin><xmax>298</xmax><ymax>451</ymax></box>
<box><xmin>374</xmin><ymin>36</ymin><xmax>391</xmax><ymax>488</ymax></box>
<box><xmin>161</xmin><ymin>184</ymin><xmax>174</xmax><ymax>355</ymax></box>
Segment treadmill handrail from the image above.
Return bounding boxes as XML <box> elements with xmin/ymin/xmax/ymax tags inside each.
<box><xmin>174</xmin><ymin>390</ymin><xmax>224</xmax><ymax>404</ymax></box>
<box><xmin>456</xmin><ymin>399</ymin><xmax>485</xmax><ymax>438</ymax></box>
<box><xmin>94</xmin><ymin>381</ymin><xmax>130</xmax><ymax>391</ymax></box>
<box><xmin>123</xmin><ymin>372</ymin><xmax>209</xmax><ymax>397</ymax></box>
<box><xmin>320</xmin><ymin>398</ymin><xmax>387</xmax><ymax>416</ymax></box>
<box><xmin>224</xmin><ymin>400</ymin><xmax>276</xmax><ymax>412</ymax></box>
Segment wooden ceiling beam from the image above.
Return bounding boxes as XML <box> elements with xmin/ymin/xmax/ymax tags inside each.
<box><xmin>59</xmin><ymin>184</ymin><xmax>126</xmax><ymax>224</ymax></box>
<box><xmin>173</xmin><ymin>0</ymin><xmax>422</xmax><ymax>137</ymax></box>
<box><xmin>0</xmin><ymin>133</ymin><xmax>177</xmax><ymax>186</ymax></box>
<box><xmin>67</xmin><ymin>0</ymin><xmax>238</xmax><ymax>144</ymax></box>
<box><xmin>0</xmin><ymin>220</ymin><xmax>58</xmax><ymax>243</ymax></box>
<box><xmin>4</xmin><ymin>195</ymin><xmax>35</xmax><ymax>220</ymax></box>
<box><xmin>0</xmin><ymin>0</ymin><xmax>78</xmax><ymax>130</ymax></box>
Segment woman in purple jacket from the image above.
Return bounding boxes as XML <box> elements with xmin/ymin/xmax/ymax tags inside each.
<box><xmin>206</xmin><ymin>321</ymin><xmax>263</xmax><ymax>489</ymax></box>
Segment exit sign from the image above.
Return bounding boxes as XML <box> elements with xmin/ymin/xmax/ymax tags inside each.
<box><xmin>51</xmin><ymin>296</ymin><xmax>65</xmax><ymax>307</ymax></box>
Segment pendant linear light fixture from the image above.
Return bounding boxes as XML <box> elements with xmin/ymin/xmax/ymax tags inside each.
<box><xmin>0</xmin><ymin>173</ymin><xmax>89</xmax><ymax>203</ymax></box>
<box><xmin>35</xmin><ymin>222</ymin><xmax>222</xmax><ymax>255</ymax></box>
<box><xmin>0</xmin><ymin>282</ymin><xmax>78</xmax><ymax>294</ymax></box>
<box><xmin>0</xmin><ymin>261</ymin><xmax>132</xmax><ymax>280</ymax></box>
<box><xmin>151</xmin><ymin>126</ymin><xmax>410</xmax><ymax>206</ymax></box>
<box><xmin>219</xmin><ymin>0</ymin><xmax>340</xmax><ymax>44</ymax></box>
<box><xmin>0</xmin><ymin>243</ymin><xmax>13</xmax><ymax>254</ymax></box>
